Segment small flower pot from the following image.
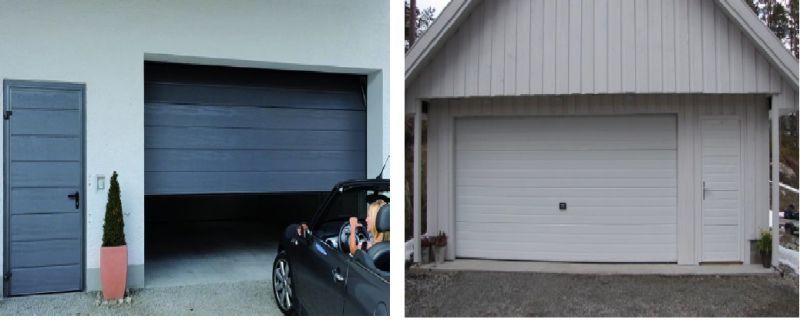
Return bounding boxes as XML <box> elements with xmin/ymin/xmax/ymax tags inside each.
<box><xmin>760</xmin><ymin>250</ymin><xmax>772</xmax><ymax>268</ymax></box>
<box><xmin>101</xmin><ymin>245</ymin><xmax>128</xmax><ymax>300</ymax></box>
<box><xmin>434</xmin><ymin>246</ymin><xmax>446</xmax><ymax>264</ymax></box>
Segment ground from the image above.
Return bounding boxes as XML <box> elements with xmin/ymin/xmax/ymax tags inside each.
<box><xmin>405</xmin><ymin>269</ymin><xmax>799</xmax><ymax>317</ymax></box>
<box><xmin>0</xmin><ymin>280</ymin><xmax>280</xmax><ymax>316</ymax></box>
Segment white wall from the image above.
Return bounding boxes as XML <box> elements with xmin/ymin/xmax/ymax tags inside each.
<box><xmin>406</xmin><ymin>0</ymin><xmax>798</xmax><ymax>112</ymax></box>
<box><xmin>426</xmin><ymin>94</ymin><xmax>769</xmax><ymax>265</ymax></box>
<box><xmin>0</xmin><ymin>0</ymin><xmax>389</xmax><ymax>291</ymax></box>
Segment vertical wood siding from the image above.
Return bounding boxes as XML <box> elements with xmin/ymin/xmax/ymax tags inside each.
<box><xmin>426</xmin><ymin>94</ymin><xmax>769</xmax><ymax>264</ymax></box>
<box><xmin>406</xmin><ymin>0</ymin><xmax>787</xmax><ymax>102</ymax></box>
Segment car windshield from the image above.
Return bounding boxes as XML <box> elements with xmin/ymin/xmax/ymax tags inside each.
<box><xmin>316</xmin><ymin>187</ymin><xmax>389</xmax><ymax>227</ymax></box>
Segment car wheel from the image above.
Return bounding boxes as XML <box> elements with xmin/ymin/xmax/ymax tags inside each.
<box><xmin>273</xmin><ymin>251</ymin><xmax>297</xmax><ymax>315</ymax></box>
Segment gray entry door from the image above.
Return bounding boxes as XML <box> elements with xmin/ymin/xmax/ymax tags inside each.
<box><xmin>3</xmin><ymin>80</ymin><xmax>84</xmax><ymax>296</ymax></box>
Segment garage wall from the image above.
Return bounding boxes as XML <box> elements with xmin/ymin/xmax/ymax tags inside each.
<box><xmin>426</xmin><ymin>94</ymin><xmax>769</xmax><ymax>264</ymax></box>
<box><xmin>0</xmin><ymin>0</ymin><xmax>389</xmax><ymax>291</ymax></box>
<box><xmin>406</xmin><ymin>0</ymin><xmax>790</xmax><ymax>103</ymax></box>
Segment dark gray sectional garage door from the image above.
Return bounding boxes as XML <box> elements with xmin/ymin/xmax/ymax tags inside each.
<box><xmin>4</xmin><ymin>80</ymin><xmax>84</xmax><ymax>296</ymax></box>
<box><xmin>144</xmin><ymin>62</ymin><xmax>367</xmax><ymax>195</ymax></box>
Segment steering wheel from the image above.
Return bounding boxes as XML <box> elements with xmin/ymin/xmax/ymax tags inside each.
<box><xmin>339</xmin><ymin>220</ymin><xmax>369</xmax><ymax>254</ymax></box>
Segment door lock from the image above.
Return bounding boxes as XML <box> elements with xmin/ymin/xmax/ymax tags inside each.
<box><xmin>67</xmin><ymin>191</ymin><xmax>80</xmax><ymax>209</ymax></box>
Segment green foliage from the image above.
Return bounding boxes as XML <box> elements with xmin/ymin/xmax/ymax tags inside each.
<box><xmin>756</xmin><ymin>229</ymin><xmax>773</xmax><ymax>253</ymax></box>
<box><xmin>102</xmin><ymin>171</ymin><xmax>126</xmax><ymax>247</ymax></box>
<box><xmin>746</xmin><ymin>0</ymin><xmax>799</xmax><ymax>58</ymax></box>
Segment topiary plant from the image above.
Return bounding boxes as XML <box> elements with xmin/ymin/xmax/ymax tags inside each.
<box><xmin>102</xmin><ymin>171</ymin><xmax>126</xmax><ymax>247</ymax></box>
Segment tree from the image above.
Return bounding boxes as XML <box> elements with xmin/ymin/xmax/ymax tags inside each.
<box><xmin>405</xmin><ymin>0</ymin><xmax>438</xmax><ymax>51</ymax></box>
<box><xmin>102</xmin><ymin>171</ymin><xmax>126</xmax><ymax>247</ymax></box>
<box><xmin>746</xmin><ymin>0</ymin><xmax>799</xmax><ymax>58</ymax></box>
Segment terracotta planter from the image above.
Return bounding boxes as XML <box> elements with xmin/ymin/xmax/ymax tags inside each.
<box><xmin>101</xmin><ymin>245</ymin><xmax>128</xmax><ymax>300</ymax></box>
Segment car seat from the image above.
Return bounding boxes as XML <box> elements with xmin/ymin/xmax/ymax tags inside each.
<box><xmin>367</xmin><ymin>204</ymin><xmax>390</xmax><ymax>272</ymax></box>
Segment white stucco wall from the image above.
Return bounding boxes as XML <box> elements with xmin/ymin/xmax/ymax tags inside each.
<box><xmin>0</xmin><ymin>0</ymin><xmax>389</xmax><ymax>292</ymax></box>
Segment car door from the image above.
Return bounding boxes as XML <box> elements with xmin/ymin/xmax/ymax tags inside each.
<box><xmin>289</xmin><ymin>231</ymin><xmax>348</xmax><ymax>315</ymax></box>
<box><xmin>342</xmin><ymin>258</ymin><xmax>390</xmax><ymax>315</ymax></box>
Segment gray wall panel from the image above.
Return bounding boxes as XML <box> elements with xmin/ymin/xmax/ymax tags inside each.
<box><xmin>145</xmin><ymin>63</ymin><xmax>367</xmax><ymax>195</ymax></box>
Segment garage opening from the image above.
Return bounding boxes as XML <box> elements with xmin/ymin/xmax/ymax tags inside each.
<box><xmin>144</xmin><ymin>62</ymin><xmax>366</xmax><ymax>287</ymax></box>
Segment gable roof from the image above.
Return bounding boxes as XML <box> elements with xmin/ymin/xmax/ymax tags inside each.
<box><xmin>406</xmin><ymin>0</ymin><xmax>798</xmax><ymax>90</ymax></box>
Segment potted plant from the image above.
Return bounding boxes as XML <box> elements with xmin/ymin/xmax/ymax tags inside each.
<box><xmin>420</xmin><ymin>236</ymin><xmax>432</xmax><ymax>264</ymax></box>
<box><xmin>101</xmin><ymin>171</ymin><xmax>127</xmax><ymax>300</ymax></box>
<box><xmin>433</xmin><ymin>231</ymin><xmax>447</xmax><ymax>264</ymax></box>
<box><xmin>756</xmin><ymin>229</ymin><xmax>772</xmax><ymax>268</ymax></box>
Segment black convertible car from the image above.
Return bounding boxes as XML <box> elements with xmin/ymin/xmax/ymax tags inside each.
<box><xmin>272</xmin><ymin>179</ymin><xmax>390</xmax><ymax>315</ymax></box>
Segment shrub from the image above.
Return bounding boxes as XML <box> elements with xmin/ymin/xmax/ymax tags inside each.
<box><xmin>756</xmin><ymin>229</ymin><xmax>772</xmax><ymax>253</ymax></box>
<box><xmin>102</xmin><ymin>171</ymin><xmax>126</xmax><ymax>247</ymax></box>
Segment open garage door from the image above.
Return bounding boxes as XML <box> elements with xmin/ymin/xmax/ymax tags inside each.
<box><xmin>143</xmin><ymin>62</ymin><xmax>367</xmax><ymax>287</ymax></box>
<box><xmin>144</xmin><ymin>62</ymin><xmax>367</xmax><ymax>195</ymax></box>
<box><xmin>454</xmin><ymin>115</ymin><xmax>678</xmax><ymax>262</ymax></box>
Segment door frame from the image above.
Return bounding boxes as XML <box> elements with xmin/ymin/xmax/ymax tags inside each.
<box><xmin>695</xmin><ymin>115</ymin><xmax>745</xmax><ymax>263</ymax></box>
<box><xmin>2</xmin><ymin>79</ymin><xmax>87</xmax><ymax>296</ymax></box>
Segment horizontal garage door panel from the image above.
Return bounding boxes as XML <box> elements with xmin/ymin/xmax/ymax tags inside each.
<box><xmin>455</xmin><ymin>115</ymin><xmax>678</xmax><ymax>262</ymax></box>
<box><xmin>145</xmin><ymin>171</ymin><xmax>364</xmax><ymax>195</ymax></box>
<box><xmin>146</xmin><ymin>104</ymin><xmax>365</xmax><ymax>130</ymax></box>
<box><xmin>145</xmin><ymin>62</ymin><xmax>366</xmax><ymax>195</ymax></box>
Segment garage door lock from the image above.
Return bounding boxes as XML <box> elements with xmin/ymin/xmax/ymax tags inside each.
<box><xmin>3</xmin><ymin>272</ymin><xmax>10</xmax><ymax>281</ymax></box>
<box><xmin>559</xmin><ymin>202</ymin><xmax>567</xmax><ymax>210</ymax></box>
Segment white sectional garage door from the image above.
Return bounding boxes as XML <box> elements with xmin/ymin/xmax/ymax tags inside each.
<box><xmin>454</xmin><ymin>115</ymin><xmax>678</xmax><ymax>262</ymax></box>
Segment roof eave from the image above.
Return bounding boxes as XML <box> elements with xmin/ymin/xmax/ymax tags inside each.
<box><xmin>405</xmin><ymin>0</ymin><xmax>480</xmax><ymax>84</ymax></box>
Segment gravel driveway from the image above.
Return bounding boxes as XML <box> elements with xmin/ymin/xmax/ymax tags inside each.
<box><xmin>0</xmin><ymin>280</ymin><xmax>280</xmax><ymax>316</ymax></box>
<box><xmin>406</xmin><ymin>269</ymin><xmax>799</xmax><ymax>317</ymax></box>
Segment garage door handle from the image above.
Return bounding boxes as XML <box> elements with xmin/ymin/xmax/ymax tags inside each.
<box><xmin>67</xmin><ymin>191</ymin><xmax>80</xmax><ymax>209</ymax></box>
<box><xmin>702</xmin><ymin>181</ymin><xmax>706</xmax><ymax>200</ymax></box>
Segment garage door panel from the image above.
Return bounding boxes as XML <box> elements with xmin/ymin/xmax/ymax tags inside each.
<box><xmin>457</xmin><ymin>205</ymin><xmax>676</xmax><ymax>217</ymax></box>
<box><xmin>455</xmin><ymin>248</ymin><xmax>677</xmax><ymax>262</ymax></box>
<box><xmin>144</xmin><ymin>63</ymin><xmax>367</xmax><ymax>195</ymax></box>
<box><xmin>10</xmin><ymin>188</ymin><xmax>79</xmax><ymax>215</ymax></box>
<box><xmin>457</xmin><ymin>177</ymin><xmax>676</xmax><ymax>188</ymax></box>
<box><xmin>457</xmin><ymin>186</ymin><xmax>676</xmax><ymax>198</ymax></box>
<box><xmin>456</xmin><ymin>195</ymin><xmax>677</xmax><ymax>207</ymax></box>
<box><xmin>145</xmin><ymin>170</ymin><xmax>365</xmax><ymax>194</ymax></box>
<box><xmin>146</xmin><ymin>103</ymin><xmax>366</xmax><ymax>130</ymax></box>
<box><xmin>458</xmin><ymin>168</ymin><xmax>676</xmax><ymax>179</ymax></box>
<box><xmin>145</xmin><ymin>126</ymin><xmax>365</xmax><ymax>151</ymax></box>
<box><xmin>146</xmin><ymin>149</ymin><xmax>365</xmax><ymax>172</ymax></box>
<box><xmin>145</xmin><ymin>82</ymin><xmax>364</xmax><ymax>110</ymax></box>
<box><xmin>455</xmin><ymin>115</ymin><xmax>677</xmax><ymax>262</ymax></box>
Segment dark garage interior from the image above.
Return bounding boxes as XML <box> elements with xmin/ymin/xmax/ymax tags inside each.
<box><xmin>144</xmin><ymin>193</ymin><xmax>325</xmax><ymax>287</ymax></box>
<box><xmin>143</xmin><ymin>62</ymin><xmax>367</xmax><ymax>287</ymax></box>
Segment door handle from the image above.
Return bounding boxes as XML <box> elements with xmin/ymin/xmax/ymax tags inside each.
<box><xmin>702</xmin><ymin>181</ymin><xmax>707</xmax><ymax>200</ymax></box>
<box><xmin>332</xmin><ymin>268</ymin><xmax>345</xmax><ymax>283</ymax></box>
<box><xmin>67</xmin><ymin>191</ymin><xmax>80</xmax><ymax>209</ymax></box>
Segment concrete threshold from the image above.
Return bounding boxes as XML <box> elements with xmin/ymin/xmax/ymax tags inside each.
<box><xmin>420</xmin><ymin>259</ymin><xmax>777</xmax><ymax>275</ymax></box>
